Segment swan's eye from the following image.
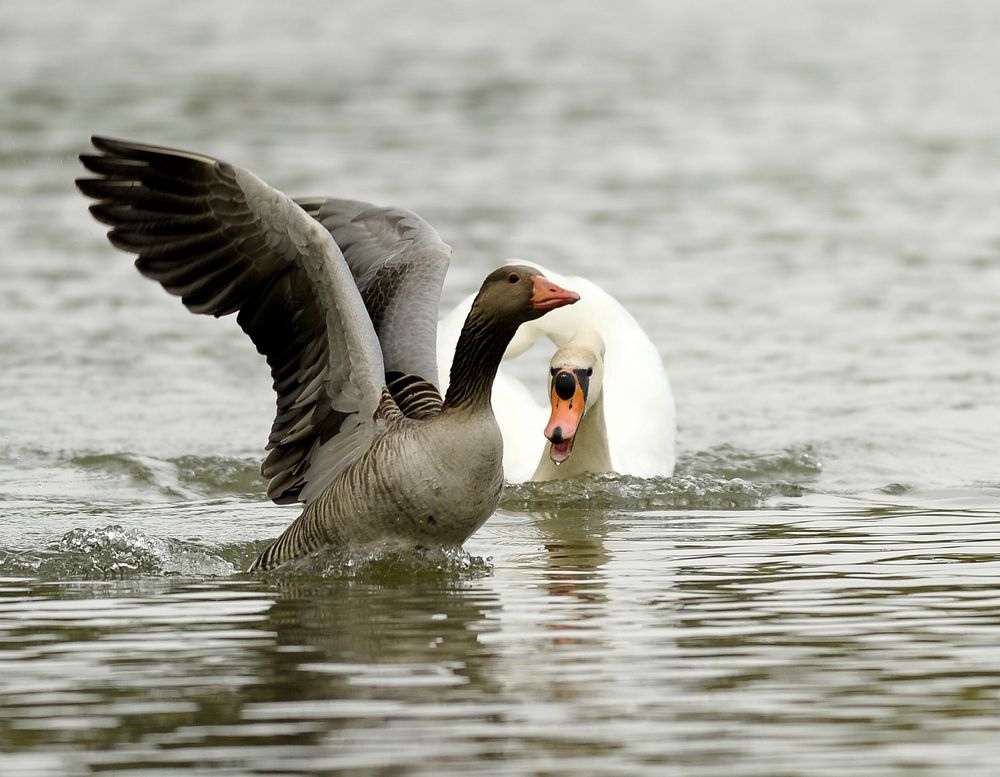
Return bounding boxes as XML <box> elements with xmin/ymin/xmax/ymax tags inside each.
<box><xmin>507</xmin><ymin>272</ymin><xmax>520</xmax><ymax>284</ymax></box>
<box><xmin>550</xmin><ymin>367</ymin><xmax>559</xmax><ymax>376</ymax></box>
<box><xmin>586</xmin><ymin>367</ymin><xmax>593</xmax><ymax>376</ymax></box>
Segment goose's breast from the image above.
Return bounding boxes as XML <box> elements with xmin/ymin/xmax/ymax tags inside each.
<box><xmin>353</xmin><ymin>414</ymin><xmax>505</xmax><ymax>544</ymax></box>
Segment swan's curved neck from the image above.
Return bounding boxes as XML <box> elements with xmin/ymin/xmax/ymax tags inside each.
<box><xmin>531</xmin><ymin>390</ymin><xmax>613</xmax><ymax>480</ymax></box>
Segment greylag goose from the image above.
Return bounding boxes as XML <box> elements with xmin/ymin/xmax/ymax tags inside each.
<box><xmin>76</xmin><ymin>136</ymin><xmax>579</xmax><ymax>571</ymax></box>
<box><xmin>437</xmin><ymin>262</ymin><xmax>675</xmax><ymax>482</ymax></box>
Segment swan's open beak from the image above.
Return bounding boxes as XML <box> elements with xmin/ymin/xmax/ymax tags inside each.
<box><xmin>531</xmin><ymin>276</ymin><xmax>580</xmax><ymax>311</ymax></box>
<box><xmin>544</xmin><ymin>368</ymin><xmax>588</xmax><ymax>464</ymax></box>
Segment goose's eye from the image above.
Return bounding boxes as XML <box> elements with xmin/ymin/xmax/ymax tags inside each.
<box><xmin>507</xmin><ymin>272</ymin><xmax>520</xmax><ymax>284</ymax></box>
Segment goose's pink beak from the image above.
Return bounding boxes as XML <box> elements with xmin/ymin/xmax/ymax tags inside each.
<box><xmin>531</xmin><ymin>276</ymin><xmax>580</xmax><ymax>311</ymax></box>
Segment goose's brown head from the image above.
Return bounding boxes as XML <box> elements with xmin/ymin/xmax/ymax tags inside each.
<box><xmin>472</xmin><ymin>265</ymin><xmax>580</xmax><ymax>328</ymax></box>
<box><xmin>446</xmin><ymin>265</ymin><xmax>579</xmax><ymax>411</ymax></box>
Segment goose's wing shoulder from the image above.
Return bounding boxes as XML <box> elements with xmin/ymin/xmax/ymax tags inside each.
<box><xmin>298</xmin><ymin>197</ymin><xmax>450</xmax><ymax>418</ymax></box>
<box><xmin>77</xmin><ymin>136</ymin><xmax>391</xmax><ymax>505</ymax></box>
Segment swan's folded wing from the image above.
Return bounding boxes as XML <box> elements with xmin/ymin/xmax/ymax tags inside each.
<box><xmin>296</xmin><ymin>197</ymin><xmax>451</xmax><ymax>416</ymax></box>
<box><xmin>77</xmin><ymin>136</ymin><xmax>389</xmax><ymax>505</ymax></box>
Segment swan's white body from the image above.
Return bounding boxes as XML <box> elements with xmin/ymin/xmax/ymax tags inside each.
<box><xmin>437</xmin><ymin>262</ymin><xmax>676</xmax><ymax>482</ymax></box>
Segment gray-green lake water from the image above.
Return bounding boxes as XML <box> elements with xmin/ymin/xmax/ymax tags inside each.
<box><xmin>1</xmin><ymin>0</ymin><xmax>999</xmax><ymax>774</ymax></box>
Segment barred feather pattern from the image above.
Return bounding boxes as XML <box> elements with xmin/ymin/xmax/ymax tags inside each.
<box><xmin>386</xmin><ymin>372</ymin><xmax>444</xmax><ymax>419</ymax></box>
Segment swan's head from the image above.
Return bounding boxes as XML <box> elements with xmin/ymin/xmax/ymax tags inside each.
<box><xmin>543</xmin><ymin>330</ymin><xmax>606</xmax><ymax>465</ymax></box>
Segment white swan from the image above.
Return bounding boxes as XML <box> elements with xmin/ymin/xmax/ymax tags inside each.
<box><xmin>437</xmin><ymin>261</ymin><xmax>676</xmax><ymax>482</ymax></box>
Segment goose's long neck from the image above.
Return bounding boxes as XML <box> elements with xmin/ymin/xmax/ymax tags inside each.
<box><xmin>443</xmin><ymin>312</ymin><xmax>516</xmax><ymax>412</ymax></box>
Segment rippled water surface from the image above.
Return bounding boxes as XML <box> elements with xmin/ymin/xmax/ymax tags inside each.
<box><xmin>2</xmin><ymin>0</ymin><xmax>999</xmax><ymax>774</ymax></box>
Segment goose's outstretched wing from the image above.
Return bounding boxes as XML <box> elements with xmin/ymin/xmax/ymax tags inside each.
<box><xmin>77</xmin><ymin>136</ymin><xmax>391</xmax><ymax>505</ymax></box>
<box><xmin>296</xmin><ymin>197</ymin><xmax>451</xmax><ymax>419</ymax></box>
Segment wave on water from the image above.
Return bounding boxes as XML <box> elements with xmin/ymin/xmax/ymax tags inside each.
<box><xmin>0</xmin><ymin>525</ymin><xmax>493</xmax><ymax>582</ymax></box>
<box><xmin>0</xmin><ymin>443</ymin><xmax>822</xmax><ymax>580</ymax></box>
<box><xmin>501</xmin><ymin>473</ymin><xmax>805</xmax><ymax>511</ymax></box>
<box><xmin>502</xmin><ymin>444</ymin><xmax>821</xmax><ymax>511</ymax></box>
<box><xmin>0</xmin><ymin>525</ymin><xmax>247</xmax><ymax>580</ymax></box>
<box><xmin>64</xmin><ymin>444</ymin><xmax>821</xmax><ymax>508</ymax></box>
<box><xmin>68</xmin><ymin>452</ymin><xmax>266</xmax><ymax>500</ymax></box>
<box><xmin>673</xmin><ymin>443</ymin><xmax>823</xmax><ymax>483</ymax></box>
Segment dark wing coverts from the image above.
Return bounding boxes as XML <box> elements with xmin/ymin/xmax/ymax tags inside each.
<box><xmin>76</xmin><ymin>136</ymin><xmax>387</xmax><ymax>505</ymax></box>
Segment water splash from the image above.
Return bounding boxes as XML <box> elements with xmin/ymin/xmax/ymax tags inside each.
<box><xmin>0</xmin><ymin>444</ymin><xmax>823</xmax><ymax>580</ymax></box>
<box><xmin>0</xmin><ymin>525</ymin><xmax>493</xmax><ymax>582</ymax></box>
<box><xmin>500</xmin><ymin>445</ymin><xmax>819</xmax><ymax>511</ymax></box>
<box><xmin>0</xmin><ymin>525</ymin><xmax>238</xmax><ymax>579</ymax></box>
<box><xmin>501</xmin><ymin>472</ymin><xmax>804</xmax><ymax>511</ymax></box>
<box><xmin>255</xmin><ymin>543</ymin><xmax>494</xmax><ymax>583</ymax></box>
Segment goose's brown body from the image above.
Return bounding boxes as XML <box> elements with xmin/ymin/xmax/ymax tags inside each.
<box><xmin>255</xmin><ymin>404</ymin><xmax>504</xmax><ymax>569</ymax></box>
<box><xmin>76</xmin><ymin>136</ymin><xmax>578</xmax><ymax>571</ymax></box>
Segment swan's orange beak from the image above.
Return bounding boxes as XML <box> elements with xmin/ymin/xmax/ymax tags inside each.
<box><xmin>531</xmin><ymin>276</ymin><xmax>580</xmax><ymax>311</ymax></box>
<box><xmin>544</xmin><ymin>369</ymin><xmax>587</xmax><ymax>464</ymax></box>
